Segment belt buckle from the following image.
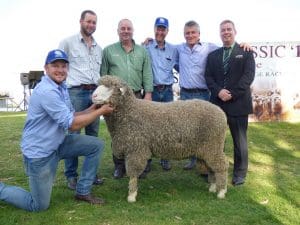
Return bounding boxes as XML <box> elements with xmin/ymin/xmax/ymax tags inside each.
<box><xmin>81</xmin><ymin>84</ymin><xmax>96</xmax><ymax>90</ymax></box>
<box><xmin>156</xmin><ymin>85</ymin><xmax>166</xmax><ymax>91</ymax></box>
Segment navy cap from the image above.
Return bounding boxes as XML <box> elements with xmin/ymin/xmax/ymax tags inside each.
<box><xmin>45</xmin><ymin>49</ymin><xmax>69</xmax><ymax>65</ymax></box>
<box><xmin>154</xmin><ymin>17</ymin><xmax>169</xmax><ymax>28</ymax></box>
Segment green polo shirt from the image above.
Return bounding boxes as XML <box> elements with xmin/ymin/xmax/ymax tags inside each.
<box><xmin>101</xmin><ymin>41</ymin><xmax>153</xmax><ymax>92</ymax></box>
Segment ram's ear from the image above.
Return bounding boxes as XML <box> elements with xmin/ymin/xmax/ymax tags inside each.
<box><xmin>120</xmin><ymin>87</ymin><xmax>126</xmax><ymax>95</ymax></box>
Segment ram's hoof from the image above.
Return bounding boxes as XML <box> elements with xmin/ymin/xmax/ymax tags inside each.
<box><xmin>127</xmin><ymin>191</ymin><xmax>137</xmax><ymax>203</ymax></box>
<box><xmin>217</xmin><ymin>189</ymin><xmax>227</xmax><ymax>199</ymax></box>
<box><xmin>209</xmin><ymin>183</ymin><xmax>216</xmax><ymax>193</ymax></box>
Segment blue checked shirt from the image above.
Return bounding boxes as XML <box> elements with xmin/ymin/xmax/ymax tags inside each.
<box><xmin>145</xmin><ymin>40</ymin><xmax>178</xmax><ymax>85</ymax></box>
<box><xmin>21</xmin><ymin>75</ymin><xmax>74</xmax><ymax>158</ymax></box>
<box><xmin>59</xmin><ymin>33</ymin><xmax>102</xmax><ymax>86</ymax></box>
<box><xmin>177</xmin><ymin>42</ymin><xmax>219</xmax><ymax>89</ymax></box>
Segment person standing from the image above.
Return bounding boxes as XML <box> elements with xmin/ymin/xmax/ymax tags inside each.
<box><xmin>0</xmin><ymin>49</ymin><xmax>114</xmax><ymax>211</ymax></box>
<box><xmin>101</xmin><ymin>18</ymin><xmax>153</xmax><ymax>179</ymax></box>
<box><xmin>58</xmin><ymin>10</ymin><xmax>103</xmax><ymax>189</ymax></box>
<box><xmin>205</xmin><ymin>20</ymin><xmax>255</xmax><ymax>186</ymax></box>
<box><xmin>178</xmin><ymin>20</ymin><xmax>252</xmax><ymax>172</ymax></box>
<box><xmin>144</xmin><ymin>17</ymin><xmax>179</xmax><ymax>171</ymax></box>
<box><xmin>177</xmin><ymin>20</ymin><xmax>219</xmax><ymax>172</ymax></box>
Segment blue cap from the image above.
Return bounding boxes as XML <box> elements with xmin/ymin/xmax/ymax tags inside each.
<box><xmin>45</xmin><ymin>49</ymin><xmax>69</xmax><ymax>65</ymax></box>
<box><xmin>154</xmin><ymin>17</ymin><xmax>169</xmax><ymax>28</ymax></box>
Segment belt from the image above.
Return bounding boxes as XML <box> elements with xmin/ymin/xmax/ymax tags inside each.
<box><xmin>70</xmin><ymin>84</ymin><xmax>97</xmax><ymax>90</ymax></box>
<box><xmin>133</xmin><ymin>90</ymin><xmax>144</xmax><ymax>99</ymax></box>
<box><xmin>181</xmin><ymin>87</ymin><xmax>208</xmax><ymax>93</ymax></box>
<box><xmin>133</xmin><ymin>89</ymin><xmax>141</xmax><ymax>94</ymax></box>
<box><xmin>154</xmin><ymin>84</ymin><xmax>172</xmax><ymax>91</ymax></box>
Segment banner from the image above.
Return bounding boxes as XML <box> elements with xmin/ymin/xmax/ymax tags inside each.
<box><xmin>250</xmin><ymin>41</ymin><xmax>300</xmax><ymax>122</ymax></box>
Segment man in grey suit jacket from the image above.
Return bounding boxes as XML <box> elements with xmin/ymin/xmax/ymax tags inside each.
<box><xmin>205</xmin><ymin>20</ymin><xmax>255</xmax><ymax>186</ymax></box>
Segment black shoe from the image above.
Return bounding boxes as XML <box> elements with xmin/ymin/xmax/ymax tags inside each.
<box><xmin>93</xmin><ymin>175</ymin><xmax>104</xmax><ymax>185</ymax></box>
<box><xmin>113</xmin><ymin>167</ymin><xmax>125</xmax><ymax>179</ymax></box>
<box><xmin>138</xmin><ymin>171</ymin><xmax>147</xmax><ymax>179</ymax></box>
<box><xmin>232</xmin><ymin>177</ymin><xmax>245</xmax><ymax>186</ymax></box>
<box><xmin>139</xmin><ymin>161</ymin><xmax>152</xmax><ymax>179</ymax></box>
<box><xmin>160</xmin><ymin>159</ymin><xmax>171</xmax><ymax>171</ymax></box>
<box><xmin>67</xmin><ymin>177</ymin><xmax>77</xmax><ymax>190</ymax></box>
<box><xmin>200</xmin><ymin>174</ymin><xmax>208</xmax><ymax>183</ymax></box>
<box><xmin>75</xmin><ymin>194</ymin><xmax>105</xmax><ymax>205</ymax></box>
<box><xmin>183</xmin><ymin>158</ymin><xmax>197</xmax><ymax>170</ymax></box>
<box><xmin>68</xmin><ymin>175</ymin><xmax>103</xmax><ymax>190</ymax></box>
<box><xmin>144</xmin><ymin>160</ymin><xmax>151</xmax><ymax>173</ymax></box>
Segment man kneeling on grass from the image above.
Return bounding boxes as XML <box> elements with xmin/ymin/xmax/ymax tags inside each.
<box><xmin>0</xmin><ymin>49</ymin><xmax>114</xmax><ymax>212</ymax></box>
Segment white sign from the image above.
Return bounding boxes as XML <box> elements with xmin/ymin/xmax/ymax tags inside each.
<box><xmin>250</xmin><ymin>41</ymin><xmax>300</xmax><ymax>122</ymax></box>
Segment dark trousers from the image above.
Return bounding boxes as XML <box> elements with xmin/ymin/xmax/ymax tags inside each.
<box><xmin>227</xmin><ymin>115</ymin><xmax>249</xmax><ymax>179</ymax></box>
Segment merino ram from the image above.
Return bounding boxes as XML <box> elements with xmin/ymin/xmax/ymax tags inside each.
<box><xmin>92</xmin><ymin>75</ymin><xmax>228</xmax><ymax>202</ymax></box>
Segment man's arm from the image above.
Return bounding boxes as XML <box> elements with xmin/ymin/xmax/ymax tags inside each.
<box><xmin>70</xmin><ymin>104</ymin><xmax>113</xmax><ymax>131</ymax></box>
<box><xmin>100</xmin><ymin>48</ymin><xmax>109</xmax><ymax>76</ymax></box>
<box><xmin>141</xmin><ymin>48</ymin><xmax>153</xmax><ymax>100</ymax></box>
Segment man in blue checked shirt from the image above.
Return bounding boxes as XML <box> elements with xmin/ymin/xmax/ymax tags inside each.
<box><xmin>143</xmin><ymin>17</ymin><xmax>179</xmax><ymax>172</ymax></box>
<box><xmin>0</xmin><ymin>49</ymin><xmax>113</xmax><ymax>211</ymax></box>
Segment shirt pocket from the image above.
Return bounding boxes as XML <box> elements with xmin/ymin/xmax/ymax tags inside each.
<box><xmin>69</xmin><ymin>50</ymin><xmax>88</xmax><ymax>63</ymax></box>
<box><xmin>130</xmin><ymin>55</ymin><xmax>144</xmax><ymax>72</ymax></box>
<box><xmin>161</xmin><ymin>57</ymin><xmax>174</xmax><ymax>73</ymax></box>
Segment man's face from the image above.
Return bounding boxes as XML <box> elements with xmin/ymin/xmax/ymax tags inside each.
<box><xmin>184</xmin><ymin>25</ymin><xmax>200</xmax><ymax>47</ymax></box>
<box><xmin>154</xmin><ymin>26</ymin><xmax>168</xmax><ymax>43</ymax></box>
<box><xmin>80</xmin><ymin>13</ymin><xmax>97</xmax><ymax>36</ymax></box>
<box><xmin>118</xmin><ymin>20</ymin><xmax>133</xmax><ymax>42</ymax></box>
<box><xmin>44</xmin><ymin>61</ymin><xmax>68</xmax><ymax>84</ymax></box>
<box><xmin>220</xmin><ymin>22</ymin><xmax>236</xmax><ymax>46</ymax></box>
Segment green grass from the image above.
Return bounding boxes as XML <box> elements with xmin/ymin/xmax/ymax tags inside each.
<box><xmin>0</xmin><ymin>112</ymin><xmax>299</xmax><ymax>225</ymax></box>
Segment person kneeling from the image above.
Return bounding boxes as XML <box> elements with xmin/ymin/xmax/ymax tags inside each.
<box><xmin>0</xmin><ymin>49</ymin><xmax>114</xmax><ymax>211</ymax></box>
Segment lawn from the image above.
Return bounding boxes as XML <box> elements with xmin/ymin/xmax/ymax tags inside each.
<box><xmin>0</xmin><ymin>112</ymin><xmax>299</xmax><ymax>225</ymax></box>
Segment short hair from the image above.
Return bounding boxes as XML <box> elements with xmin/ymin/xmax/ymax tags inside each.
<box><xmin>220</xmin><ymin>19</ymin><xmax>236</xmax><ymax>30</ymax></box>
<box><xmin>80</xmin><ymin>10</ymin><xmax>97</xmax><ymax>20</ymax></box>
<box><xmin>184</xmin><ymin>20</ymin><xmax>200</xmax><ymax>33</ymax></box>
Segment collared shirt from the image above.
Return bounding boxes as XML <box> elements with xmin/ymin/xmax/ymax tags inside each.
<box><xmin>59</xmin><ymin>33</ymin><xmax>102</xmax><ymax>86</ymax></box>
<box><xmin>100</xmin><ymin>41</ymin><xmax>153</xmax><ymax>92</ymax></box>
<box><xmin>21</xmin><ymin>75</ymin><xmax>74</xmax><ymax>158</ymax></box>
<box><xmin>145</xmin><ymin>40</ymin><xmax>178</xmax><ymax>86</ymax></box>
<box><xmin>223</xmin><ymin>43</ymin><xmax>235</xmax><ymax>60</ymax></box>
<box><xmin>177</xmin><ymin>42</ymin><xmax>218</xmax><ymax>89</ymax></box>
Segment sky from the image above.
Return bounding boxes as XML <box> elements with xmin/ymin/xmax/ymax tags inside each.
<box><xmin>0</xmin><ymin>0</ymin><xmax>300</xmax><ymax>104</ymax></box>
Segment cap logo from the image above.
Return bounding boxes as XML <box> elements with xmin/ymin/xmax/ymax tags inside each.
<box><xmin>159</xmin><ymin>18</ymin><xmax>165</xmax><ymax>23</ymax></box>
<box><xmin>54</xmin><ymin>50</ymin><xmax>64</xmax><ymax>58</ymax></box>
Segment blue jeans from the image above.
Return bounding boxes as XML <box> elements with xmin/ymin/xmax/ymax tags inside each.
<box><xmin>179</xmin><ymin>88</ymin><xmax>210</xmax><ymax>101</ymax></box>
<box><xmin>152</xmin><ymin>85</ymin><xmax>174</xmax><ymax>102</ymax></box>
<box><xmin>0</xmin><ymin>134</ymin><xmax>103</xmax><ymax>212</ymax></box>
<box><xmin>65</xmin><ymin>87</ymin><xmax>100</xmax><ymax>179</ymax></box>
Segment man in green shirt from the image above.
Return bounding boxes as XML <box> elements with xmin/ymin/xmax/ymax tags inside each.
<box><xmin>101</xmin><ymin>18</ymin><xmax>153</xmax><ymax>178</ymax></box>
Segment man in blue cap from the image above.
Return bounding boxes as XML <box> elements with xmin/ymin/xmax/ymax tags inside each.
<box><xmin>0</xmin><ymin>49</ymin><xmax>114</xmax><ymax>211</ymax></box>
<box><xmin>143</xmin><ymin>17</ymin><xmax>179</xmax><ymax>172</ymax></box>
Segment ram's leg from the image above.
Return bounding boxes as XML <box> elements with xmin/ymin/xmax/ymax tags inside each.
<box><xmin>208</xmin><ymin>171</ymin><xmax>216</xmax><ymax>193</ymax></box>
<box><xmin>203</xmin><ymin>153</ymin><xmax>228</xmax><ymax>198</ymax></box>
<box><xmin>125</xmin><ymin>153</ymin><xmax>149</xmax><ymax>203</ymax></box>
<box><xmin>128</xmin><ymin>177</ymin><xmax>138</xmax><ymax>202</ymax></box>
<box><xmin>214</xmin><ymin>154</ymin><xmax>228</xmax><ymax>199</ymax></box>
<box><xmin>215</xmin><ymin>171</ymin><xmax>227</xmax><ymax>199</ymax></box>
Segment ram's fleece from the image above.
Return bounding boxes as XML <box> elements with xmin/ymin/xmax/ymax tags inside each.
<box><xmin>92</xmin><ymin>75</ymin><xmax>228</xmax><ymax>202</ymax></box>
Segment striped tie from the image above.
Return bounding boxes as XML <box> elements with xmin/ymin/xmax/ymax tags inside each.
<box><xmin>223</xmin><ymin>47</ymin><xmax>231</xmax><ymax>74</ymax></box>
<box><xmin>223</xmin><ymin>47</ymin><xmax>231</xmax><ymax>87</ymax></box>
